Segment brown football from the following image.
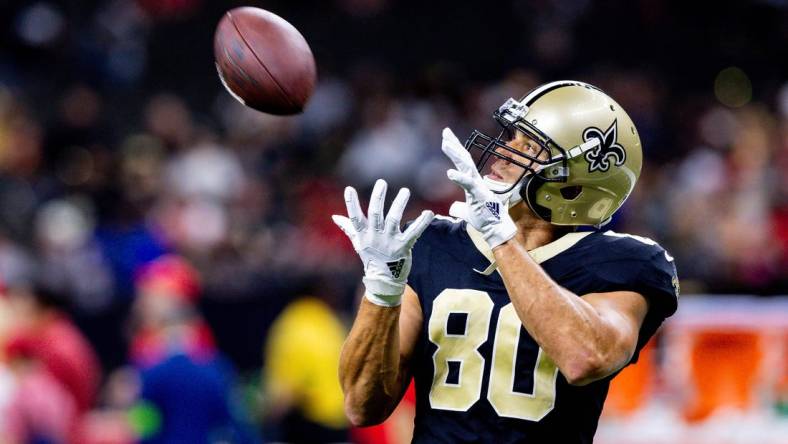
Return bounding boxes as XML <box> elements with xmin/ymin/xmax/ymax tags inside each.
<box><xmin>214</xmin><ymin>7</ymin><xmax>316</xmax><ymax>115</ymax></box>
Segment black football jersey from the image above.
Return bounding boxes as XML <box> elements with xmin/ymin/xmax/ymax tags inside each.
<box><xmin>406</xmin><ymin>216</ymin><xmax>679</xmax><ymax>444</ymax></box>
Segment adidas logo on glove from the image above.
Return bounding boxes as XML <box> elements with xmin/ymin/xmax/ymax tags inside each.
<box><xmin>485</xmin><ymin>202</ymin><xmax>500</xmax><ymax>220</ymax></box>
<box><xmin>387</xmin><ymin>259</ymin><xmax>406</xmax><ymax>278</ymax></box>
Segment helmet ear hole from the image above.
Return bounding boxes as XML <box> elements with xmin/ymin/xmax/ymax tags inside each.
<box><xmin>560</xmin><ymin>186</ymin><xmax>582</xmax><ymax>201</ymax></box>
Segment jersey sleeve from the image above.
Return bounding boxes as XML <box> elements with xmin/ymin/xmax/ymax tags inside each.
<box><xmin>630</xmin><ymin>249</ymin><xmax>679</xmax><ymax>360</ymax></box>
<box><xmin>588</xmin><ymin>243</ymin><xmax>679</xmax><ymax>363</ymax></box>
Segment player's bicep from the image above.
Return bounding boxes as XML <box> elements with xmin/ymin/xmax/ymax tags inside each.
<box><xmin>581</xmin><ymin>290</ymin><xmax>649</xmax><ymax>372</ymax></box>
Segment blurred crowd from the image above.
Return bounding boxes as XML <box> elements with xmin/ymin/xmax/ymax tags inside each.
<box><xmin>0</xmin><ymin>0</ymin><xmax>784</xmax><ymax>442</ymax></box>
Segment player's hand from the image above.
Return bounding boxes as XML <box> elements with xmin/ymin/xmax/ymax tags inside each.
<box><xmin>441</xmin><ymin>127</ymin><xmax>517</xmax><ymax>249</ymax></box>
<box><xmin>332</xmin><ymin>179</ymin><xmax>434</xmax><ymax>307</ymax></box>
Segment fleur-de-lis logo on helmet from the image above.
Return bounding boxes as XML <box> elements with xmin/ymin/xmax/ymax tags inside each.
<box><xmin>583</xmin><ymin>119</ymin><xmax>627</xmax><ymax>173</ymax></box>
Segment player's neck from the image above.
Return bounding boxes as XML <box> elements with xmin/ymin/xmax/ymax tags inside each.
<box><xmin>509</xmin><ymin>202</ymin><xmax>572</xmax><ymax>250</ymax></box>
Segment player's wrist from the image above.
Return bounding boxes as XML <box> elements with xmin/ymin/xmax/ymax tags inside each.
<box><xmin>363</xmin><ymin>290</ymin><xmax>403</xmax><ymax>307</ymax></box>
<box><xmin>362</xmin><ymin>277</ymin><xmax>405</xmax><ymax>307</ymax></box>
<box><xmin>481</xmin><ymin>218</ymin><xmax>517</xmax><ymax>249</ymax></box>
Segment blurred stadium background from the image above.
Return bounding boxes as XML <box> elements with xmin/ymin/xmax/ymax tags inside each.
<box><xmin>0</xmin><ymin>0</ymin><xmax>785</xmax><ymax>443</ymax></box>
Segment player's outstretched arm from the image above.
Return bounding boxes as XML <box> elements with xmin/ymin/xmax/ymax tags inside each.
<box><xmin>332</xmin><ymin>179</ymin><xmax>433</xmax><ymax>425</ymax></box>
<box><xmin>339</xmin><ymin>286</ymin><xmax>422</xmax><ymax>426</ymax></box>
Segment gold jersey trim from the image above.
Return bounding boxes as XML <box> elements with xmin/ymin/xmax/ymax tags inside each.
<box><xmin>466</xmin><ymin>225</ymin><xmax>591</xmax><ymax>275</ymax></box>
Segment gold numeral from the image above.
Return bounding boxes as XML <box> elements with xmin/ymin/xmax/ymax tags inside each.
<box><xmin>427</xmin><ymin>289</ymin><xmax>557</xmax><ymax>420</ymax></box>
<box><xmin>428</xmin><ymin>289</ymin><xmax>493</xmax><ymax>411</ymax></box>
<box><xmin>487</xmin><ymin>304</ymin><xmax>558</xmax><ymax>420</ymax></box>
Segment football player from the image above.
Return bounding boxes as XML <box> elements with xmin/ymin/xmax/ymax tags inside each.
<box><xmin>334</xmin><ymin>81</ymin><xmax>679</xmax><ymax>443</ymax></box>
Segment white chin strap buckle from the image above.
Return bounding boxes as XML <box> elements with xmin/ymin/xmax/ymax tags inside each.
<box><xmin>558</xmin><ymin>138</ymin><xmax>600</xmax><ymax>162</ymax></box>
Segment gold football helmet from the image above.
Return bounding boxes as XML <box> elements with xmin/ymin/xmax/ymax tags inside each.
<box><xmin>465</xmin><ymin>80</ymin><xmax>642</xmax><ymax>226</ymax></box>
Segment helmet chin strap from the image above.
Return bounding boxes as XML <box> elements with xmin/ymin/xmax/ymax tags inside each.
<box><xmin>483</xmin><ymin>176</ymin><xmax>523</xmax><ymax>207</ymax></box>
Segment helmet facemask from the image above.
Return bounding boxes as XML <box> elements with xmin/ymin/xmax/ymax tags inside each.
<box><xmin>464</xmin><ymin>98</ymin><xmax>570</xmax><ymax>206</ymax></box>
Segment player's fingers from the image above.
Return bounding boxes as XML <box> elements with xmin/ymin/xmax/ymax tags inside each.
<box><xmin>441</xmin><ymin>127</ymin><xmax>474</xmax><ymax>174</ymax></box>
<box><xmin>385</xmin><ymin>187</ymin><xmax>410</xmax><ymax>234</ymax></box>
<box><xmin>442</xmin><ymin>126</ymin><xmax>465</xmax><ymax>150</ymax></box>
<box><xmin>331</xmin><ymin>214</ymin><xmax>353</xmax><ymax>235</ymax></box>
<box><xmin>332</xmin><ymin>215</ymin><xmax>359</xmax><ymax>248</ymax></box>
<box><xmin>368</xmin><ymin>179</ymin><xmax>388</xmax><ymax>231</ymax></box>
<box><xmin>441</xmin><ymin>135</ymin><xmax>468</xmax><ymax>170</ymax></box>
<box><xmin>403</xmin><ymin>210</ymin><xmax>435</xmax><ymax>247</ymax></box>
<box><xmin>446</xmin><ymin>169</ymin><xmax>475</xmax><ymax>192</ymax></box>
<box><xmin>344</xmin><ymin>187</ymin><xmax>367</xmax><ymax>231</ymax></box>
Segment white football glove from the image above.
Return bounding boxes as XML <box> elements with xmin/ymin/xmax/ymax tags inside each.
<box><xmin>332</xmin><ymin>179</ymin><xmax>434</xmax><ymax>307</ymax></box>
<box><xmin>441</xmin><ymin>127</ymin><xmax>517</xmax><ymax>249</ymax></box>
